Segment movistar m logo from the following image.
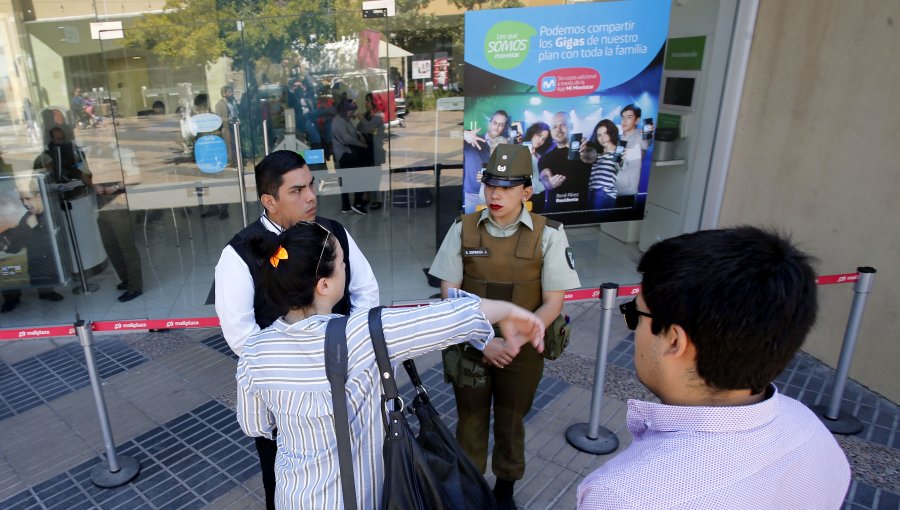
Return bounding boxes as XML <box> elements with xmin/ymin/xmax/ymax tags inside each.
<box><xmin>541</xmin><ymin>77</ymin><xmax>557</xmax><ymax>92</ymax></box>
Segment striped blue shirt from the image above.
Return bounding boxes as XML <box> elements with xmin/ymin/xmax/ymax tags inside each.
<box><xmin>236</xmin><ymin>290</ymin><xmax>493</xmax><ymax>509</ymax></box>
<box><xmin>588</xmin><ymin>152</ymin><xmax>621</xmax><ymax>198</ymax></box>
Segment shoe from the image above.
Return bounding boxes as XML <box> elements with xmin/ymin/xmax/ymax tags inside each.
<box><xmin>369</xmin><ymin>201</ymin><xmax>383</xmax><ymax>210</ymax></box>
<box><xmin>494</xmin><ymin>478</ymin><xmax>517</xmax><ymax>510</ymax></box>
<box><xmin>1</xmin><ymin>298</ymin><xmax>20</xmax><ymax>313</ymax></box>
<box><xmin>38</xmin><ymin>291</ymin><xmax>64</xmax><ymax>302</ymax></box>
<box><xmin>496</xmin><ymin>497</ymin><xmax>517</xmax><ymax>510</ymax></box>
<box><xmin>118</xmin><ymin>290</ymin><xmax>143</xmax><ymax>302</ymax></box>
<box><xmin>350</xmin><ymin>204</ymin><xmax>368</xmax><ymax>215</ymax></box>
<box><xmin>340</xmin><ymin>209</ymin><xmax>352</xmax><ymax>214</ymax></box>
<box><xmin>117</xmin><ymin>282</ymin><xmax>129</xmax><ymax>290</ymax></box>
<box><xmin>201</xmin><ymin>209</ymin><xmax>218</xmax><ymax>218</ymax></box>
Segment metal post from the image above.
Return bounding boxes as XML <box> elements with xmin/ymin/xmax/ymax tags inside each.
<box><xmin>262</xmin><ymin>119</ymin><xmax>270</xmax><ymax>156</ymax></box>
<box><xmin>61</xmin><ymin>200</ymin><xmax>98</xmax><ymax>295</ymax></box>
<box><xmin>233</xmin><ymin>121</ymin><xmax>248</xmax><ymax>228</ymax></box>
<box><xmin>813</xmin><ymin>267</ymin><xmax>876</xmax><ymax>434</ymax></box>
<box><xmin>75</xmin><ymin>320</ymin><xmax>140</xmax><ymax>487</ymax></box>
<box><xmin>565</xmin><ymin>283</ymin><xmax>620</xmax><ymax>454</ymax></box>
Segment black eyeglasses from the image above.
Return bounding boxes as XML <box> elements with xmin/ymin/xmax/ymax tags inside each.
<box><xmin>619</xmin><ymin>298</ymin><xmax>653</xmax><ymax>331</ymax></box>
<box><xmin>298</xmin><ymin>221</ymin><xmax>331</xmax><ymax>275</ymax></box>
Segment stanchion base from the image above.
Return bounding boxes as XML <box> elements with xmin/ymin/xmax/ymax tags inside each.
<box><xmin>91</xmin><ymin>455</ymin><xmax>141</xmax><ymax>488</ymax></box>
<box><xmin>811</xmin><ymin>405</ymin><xmax>864</xmax><ymax>435</ymax></box>
<box><xmin>565</xmin><ymin>422</ymin><xmax>619</xmax><ymax>455</ymax></box>
<box><xmin>72</xmin><ymin>283</ymin><xmax>100</xmax><ymax>295</ymax></box>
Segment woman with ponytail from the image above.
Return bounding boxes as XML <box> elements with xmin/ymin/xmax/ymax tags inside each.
<box><xmin>235</xmin><ymin>221</ymin><xmax>545</xmax><ymax>509</ymax></box>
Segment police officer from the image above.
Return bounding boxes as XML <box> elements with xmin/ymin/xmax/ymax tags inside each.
<box><xmin>429</xmin><ymin>144</ymin><xmax>580</xmax><ymax>509</ymax></box>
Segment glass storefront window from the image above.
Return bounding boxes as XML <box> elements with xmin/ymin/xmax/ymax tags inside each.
<box><xmin>1</xmin><ymin>0</ymin><xmax>634</xmax><ymax>331</ymax></box>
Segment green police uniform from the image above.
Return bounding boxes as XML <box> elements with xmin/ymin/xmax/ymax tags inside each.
<box><xmin>429</xmin><ymin>144</ymin><xmax>580</xmax><ymax>483</ymax></box>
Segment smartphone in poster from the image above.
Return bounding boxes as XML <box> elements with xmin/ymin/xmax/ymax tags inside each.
<box><xmin>462</xmin><ymin>0</ymin><xmax>671</xmax><ymax>225</ymax></box>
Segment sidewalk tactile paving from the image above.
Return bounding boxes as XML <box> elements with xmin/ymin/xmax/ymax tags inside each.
<box><xmin>201</xmin><ymin>335</ymin><xmax>237</xmax><ymax>361</ymax></box>
<box><xmin>0</xmin><ymin>339</ymin><xmax>148</xmax><ymax>420</ymax></box>
<box><xmin>0</xmin><ymin>400</ymin><xmax>259</xmax><ymax>510</ymax></box>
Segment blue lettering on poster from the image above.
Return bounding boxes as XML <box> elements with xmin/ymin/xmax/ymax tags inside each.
<box><xmin>194</xmin><ymin>135</ymin><xmax>228</xmax><ymax>173</ymax></box>
<box><xmin>466</xmin><ymin>1</ymin><xmax>670</xmax><ymax>91</ymax></box>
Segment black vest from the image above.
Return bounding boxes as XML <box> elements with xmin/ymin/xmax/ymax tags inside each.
<box><xmin>225</xmin><ymin>216</ymin><xmax>352</xmax><ymax>330</ymax></box>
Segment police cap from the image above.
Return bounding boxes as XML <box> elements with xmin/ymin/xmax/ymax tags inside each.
<box><xmin>482</xmin><ymin>143</ymin><xmax>532</xmax><ymax>188</ymax></box>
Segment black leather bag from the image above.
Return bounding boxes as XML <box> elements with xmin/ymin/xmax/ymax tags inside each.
<box><xmin>325</xmin><ymin>307</ymin><xmax>497</xmax><ymax>510</ymax></box>
<box><xmin>401</xmin><ymin>359</ymin><xmax>498</xmax><ymax>510</ymax></box>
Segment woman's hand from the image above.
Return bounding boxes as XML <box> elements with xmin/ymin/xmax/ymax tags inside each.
<box><xmin>480</xmin><ymin>298</ymin><xmax>545</xmax><ymax>354</ymax></box>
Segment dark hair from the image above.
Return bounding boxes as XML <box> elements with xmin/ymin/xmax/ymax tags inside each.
<box><xmin>523</xmin><ymin>122</ymin><xmax>553</xmax><ymax>156</ymax></box>
<box><xmin>621</xmin><ymin>104</ymin><xmax>641</xmax><ymax>119</ymax></box>
<box><xmin>637</xmin><ymin>226</ymin><xmax>818</xmax><ymax>395</ymax></box>
<box><xmin>255</xmin><ymin>150</ymin><xmax>308</xmax><ymax>199</ymax></box>
<box><xmin>588</xmin><ymin>119</ymin><xmax>619</xmax><ymax>149</ymax></box>
<box><xmin>221</xmin><ymin>86</ymin><xmax>233</xmax><ymax>96</ymax></box>
<box><xmin>193</xmin><ymin>93</ymin><xmax>209</xmax><ymax>109</ymax></box>
<box><xmin>250</xmin><ymin>222</ymin><xmax>338</xmax><ymax>311</ymax></box>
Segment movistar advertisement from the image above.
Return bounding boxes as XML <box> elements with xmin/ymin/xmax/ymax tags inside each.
<box><xmin>463</xmin><ymin>0</ymin><xmax>671</xmax><ymax>225</ymax></box>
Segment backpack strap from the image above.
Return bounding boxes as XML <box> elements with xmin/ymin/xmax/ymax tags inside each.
<box><xmin>324</xmin><ymin>315</ymin><xmax>357</xmax><ymax>510</ymax></box>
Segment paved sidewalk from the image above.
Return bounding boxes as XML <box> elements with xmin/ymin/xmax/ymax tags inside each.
<box><xmin>0</xmin><ymin>300</ymin><xmax>897</xmax><ymax>509</ymax></box>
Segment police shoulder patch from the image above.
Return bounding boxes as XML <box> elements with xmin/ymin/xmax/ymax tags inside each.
<box><xmin>544</xmin><ymin>219</ymin><xmax>562</xmax><ymax>230</ymax></box>
<box><xmin>565</xmin><ymin>247</ymin><xmax>575</xmax><ymax>269</ymax></box>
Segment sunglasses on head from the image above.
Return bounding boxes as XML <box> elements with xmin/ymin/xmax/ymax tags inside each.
<box><xmin>297</xmin><ymin>221</ymin><xmax>331</xmax><ymax>275</ymax></box>
<box><xmin>619</xmin><ymin>298</ymin><xmax>654</xmax><ymax>331</ymax></box>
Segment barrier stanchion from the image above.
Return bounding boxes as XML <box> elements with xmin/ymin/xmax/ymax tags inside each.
<box><xmin>75</xmin><ymin>320</ymin><xmax>141</xmax><ymax>487</ymax></box>
<box><xmin>565</xmin><ymin>282</ymin><xmax>619</xmax><ymax>454</ymax></box>
<box><xmin>233</xmin><ymin>120</ymin><xmax>248</xmax><ymax>228</ymax></box>
<box><xmin>812</xmin><ymin>267</ymin><xmax>876</xmax><ymax>435</ymax></box>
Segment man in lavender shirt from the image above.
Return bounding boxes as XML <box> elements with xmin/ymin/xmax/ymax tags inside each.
<box><xmin>577</xmin><ymin>226</ymin><xmax>851</xmax><ymax>510</ymax></box>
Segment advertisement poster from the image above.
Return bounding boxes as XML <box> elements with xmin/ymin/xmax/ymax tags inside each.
<box><xmin>0</xmin><ymin>174</ymin><xmax>66</xmax><ymax>291</ymax></box>
<box><xmin>412</xmin><ymin>59</ymin><xmax>432</xmax><ymax>80</ymax></box>
<box><xmin>463</xmin><ymin>0</ymin><xmax>671</xmax><ymax>225</ymax></box>
<box><xmin>433</xmin><ymin>53</ymin><xmax>450</xmax><ymax>89</ymax></box>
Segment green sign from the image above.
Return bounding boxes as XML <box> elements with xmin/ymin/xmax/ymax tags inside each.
<box><xmin>665</xmin><ymin>36</ymin><xmax>706</xmax><ymax>70</ymax></box>
<box><xmin>484</xmin><ymin>21</ymin><xmax>537</xmax><ymax>70</ymax></box>
<box><xmin>657</xmin><ymin>113</ymin><xmax>681</xmax><ymax>130</ymax></box>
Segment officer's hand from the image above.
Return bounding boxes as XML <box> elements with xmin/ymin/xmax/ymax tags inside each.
<box><xmin>497</xmin><ymin>305</ymin><xmax>545</xmax><ymax>354</ymax></box>
<box><xmin>482</xmin><ymin>338</ymin><xmax>517</xmax><ymax>368</ymax></box>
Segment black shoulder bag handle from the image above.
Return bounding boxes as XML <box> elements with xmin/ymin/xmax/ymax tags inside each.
<box><xmin>323</xmin><ymin>315</ymin><xmax>358</xmax><ymax>510</ymax></box>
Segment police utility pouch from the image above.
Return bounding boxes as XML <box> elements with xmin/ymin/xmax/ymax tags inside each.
<box><xmin>542</xmin><ymin>314</ymin><xmax>571</xmax><ymax>360</ymax></box>
<box><xmin>442</xmin><ymin>343</ymin><xmax>489</xmax><ymax>389</ymax></box>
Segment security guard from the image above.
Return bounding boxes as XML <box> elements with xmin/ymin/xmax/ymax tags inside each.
<box><xmin>429</xmin><ymin>143</ymin><xmax>580</xmax><ymax>509</ymax></box>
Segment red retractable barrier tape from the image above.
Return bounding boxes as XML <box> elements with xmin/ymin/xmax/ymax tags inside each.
<box><xmin>0</xmin><ymin>272</ymin><xmax>863</xmax><ymax>341</ymax></box>
<box><xmin>91</xmin><ymin>317</ymin><xmax>221</xmax><ymax>332</ymax></box>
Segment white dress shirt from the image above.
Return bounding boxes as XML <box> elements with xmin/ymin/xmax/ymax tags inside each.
<box><xmin>215</xmin><ymin>214</ymin><xmax>379</xmax><ymax>356</ymax></box>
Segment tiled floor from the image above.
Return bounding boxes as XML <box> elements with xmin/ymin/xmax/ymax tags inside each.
<box><xmin>0</xmin><ymin>319</ymin><xmax>896</xmax><ymax>509</ymax></box>
<box><xmin>1</xmin><ymin>401</ymin><xmax>259</xmax><ymax>510</ymax></box>
<box><xmin>0</xmin><ymin>340</ymin><xmax>147</xmax><ymax>420</ymax></box>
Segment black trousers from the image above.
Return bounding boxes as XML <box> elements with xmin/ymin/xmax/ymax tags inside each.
<box><xmin>254</xmin><ymin>431</ymin><xmax>278</xmax><ymax>510</ymax></box>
